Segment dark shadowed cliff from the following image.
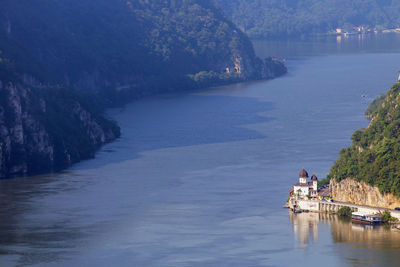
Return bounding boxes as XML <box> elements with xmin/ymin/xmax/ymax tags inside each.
<box><xmin>0</xmin><ymin>63</ymin><xmax>120</xmax><ymax>178</ymax></box>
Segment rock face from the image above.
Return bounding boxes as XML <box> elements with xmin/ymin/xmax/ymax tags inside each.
<box><xmin>0</xmin><ymin>78</ymin><xmax>120</xmax><ymax>178</ymax></box>
<box><xmin>330</xmin><ymin>178</ymin><xmax>400</xmax><ymax>209</ymax></box>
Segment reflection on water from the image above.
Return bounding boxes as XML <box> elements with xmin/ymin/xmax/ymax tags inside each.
<box><xmin>330</xmin><ymin>217</ymin><xmax>400</xmax><ymax>249</ymax></box>
<box><xmin>336</xmin><ymin>35</ymin><xmax>342</xmax><ymax>44</ymax></box>
<box><xmin>290</xmin><ymin>212</ymin><xmax>320</xmax><ymax>246</ymax></box>
<box><xmin>291</xmin><ymin>211</ymin><xmax>400</xmax><ymax>247</ymax></box>
<box><xmin>290</xmin><ymin>212</ymin><xmax>400</xmax><ymax>266</ymax></box>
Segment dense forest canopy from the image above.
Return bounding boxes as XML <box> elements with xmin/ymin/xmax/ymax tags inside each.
<box><xmin>215</xmin><ymin>0</ymin><xmax>400</xmax><ymax>38</ymax></box>
<box><xmin>0</xmin><ymin>0</ymin><xmax>285</xmax><ymax>97</ymax></box>
<box><xmin>329</xmin><ymin>82</ymin><xmax>400</xmax><ymax>197</ymax></box>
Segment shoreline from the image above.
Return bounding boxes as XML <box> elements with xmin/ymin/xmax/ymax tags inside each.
<box><xmin>288</xmin><ymin>198</ymin><xmax>400</xmax><ymax>220</ymax></box>
<box><xmin>1</xmin><ymin>68</ymin><xmax>288</xmax><ymax>180</ymax></box>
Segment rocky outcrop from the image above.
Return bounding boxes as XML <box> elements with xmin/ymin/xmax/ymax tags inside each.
<box><xmin>0</xmin><ymin>78</ymin><xmax>120</xmax><ymax>178</ymax></box>
<box><xmin>330</xmin><ymin>178</ymin><xmax>400</xmax><ymax>209</ymax></box>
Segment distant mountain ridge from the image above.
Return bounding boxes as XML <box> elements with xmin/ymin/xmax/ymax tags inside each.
<box><xmin>0</xmin><ymin>0</ymin><xmax>286</xmax><ymax>178</ymax></box>
<box><xmin>215</xmin><ymin>0</ymin><xmax>400</xmax><ymax>38</ymax></box>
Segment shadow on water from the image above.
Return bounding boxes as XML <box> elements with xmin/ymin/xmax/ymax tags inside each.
<box><xmin>72</xmin><ymin>94</ymin><xmax>275</xmax><ymax>170</ymax></box>
<box><xmin>0</xmin><ymin>93</ymin><xmax>276</xmax><ymax>265</ymax></box>
<box><xmin>0</xmin><ymin>176</ymin><xmax>75</xmax><ymax>265</ymax></box>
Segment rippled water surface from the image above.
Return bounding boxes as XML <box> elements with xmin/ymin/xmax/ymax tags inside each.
<box><xmin>2</xmin><ymin>34</ymin><xmax>400</xmax><ymax>266</ymax></box>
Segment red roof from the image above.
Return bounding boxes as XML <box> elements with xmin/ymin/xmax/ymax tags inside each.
<box><xmin>311</xmin><ymin>174</ymin><xmax>318</xmax><ymax>181</ymax></box>
<box><xmin>299</xmin><ymin>169</ymin><xmax>309</xmax><ymax>178</ymax></box>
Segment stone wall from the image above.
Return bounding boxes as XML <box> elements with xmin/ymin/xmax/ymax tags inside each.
<box><xmin>297</xmin><ymin>200</ymin><xmax>320</xmax><ymax>212</ymax></box>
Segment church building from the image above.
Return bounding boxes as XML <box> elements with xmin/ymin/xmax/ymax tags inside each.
<box><xmin>290</xmin><ymin>169</ymin><xmax>318</xmax><ymax>199</ymax></box>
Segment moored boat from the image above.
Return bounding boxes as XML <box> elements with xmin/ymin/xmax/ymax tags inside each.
<box><xmin>351</xmin><ymin>212</ymin><xmax>382</xmax><ymax>225</ymax></box>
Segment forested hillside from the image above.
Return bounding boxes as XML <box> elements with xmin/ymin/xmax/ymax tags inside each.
<box><xmin>216</xmin><ymin>0</ymin><xmax>400</xmax><ymax>38</ymax></box>
<box><xmin>0</xmin><ymin>0</ymin><xmax>286</xmax><ymax>178</ymax></box>
<box><xmin>328</xmin><ymin>82</ymin><xmax>400</xmax><ymax>197</ymax></box>
<box><xmin>0</xmin><ymin>0</ymin><xmax>285</xmax><ymax>98</ymax></box>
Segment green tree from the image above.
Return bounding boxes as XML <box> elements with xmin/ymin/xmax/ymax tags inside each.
<box><xmin>382</xmin><ymin>210</ymin><xmax>392</xmax><ymax>222</ymax></box>
<box><xmin>381</xmin><ymin>210</ymin><xmax>398</xmax><ymax>223</ymax></box>
<box><xmin>338</xmin><ymin>206</ymin><xmax>352</xmax><ymax>217</ymax></box>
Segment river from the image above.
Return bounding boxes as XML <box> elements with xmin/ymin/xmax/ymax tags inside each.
<box><xmin>2</xmin><ymin>33</ymin><xmax>400</xmax><ymax>266</ymax></box>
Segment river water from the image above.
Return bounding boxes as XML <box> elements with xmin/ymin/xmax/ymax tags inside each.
<box><xmin>2</xmin><ymin>34</ymin><xmax>400</xmax><ymax>266</ymax></box>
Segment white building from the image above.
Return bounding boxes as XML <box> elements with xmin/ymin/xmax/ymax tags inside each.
<box><xmin>291</xmin><ymin>169</ymin><xmax>318</xmax><ymax>199</ymax></box>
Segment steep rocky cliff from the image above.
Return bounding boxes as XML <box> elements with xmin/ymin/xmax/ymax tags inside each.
<box><xmin>0</xmin><ymin>70</ymin><xmax>119</xmax><ymax>178</ymax></box>
<box><xmin>330</xmin><ymin>178</ymin><xmax>400</xmax><ymax>209</ymax></box>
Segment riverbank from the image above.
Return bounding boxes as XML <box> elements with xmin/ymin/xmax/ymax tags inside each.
<box><xmin>290</xmin><ymin>199</ymin><xmax>400</xmax><ymax>220</ymax></box>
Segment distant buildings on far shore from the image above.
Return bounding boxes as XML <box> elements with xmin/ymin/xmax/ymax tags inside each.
<box><xmin>335</xmin><ymin>25</ymin><xmax>372</xmax><ymax>35</ymax></box>
<box><xmin>334</xmin><ymin>25</ymin><xmax>400</xmax><ymax>36</ymax></box>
